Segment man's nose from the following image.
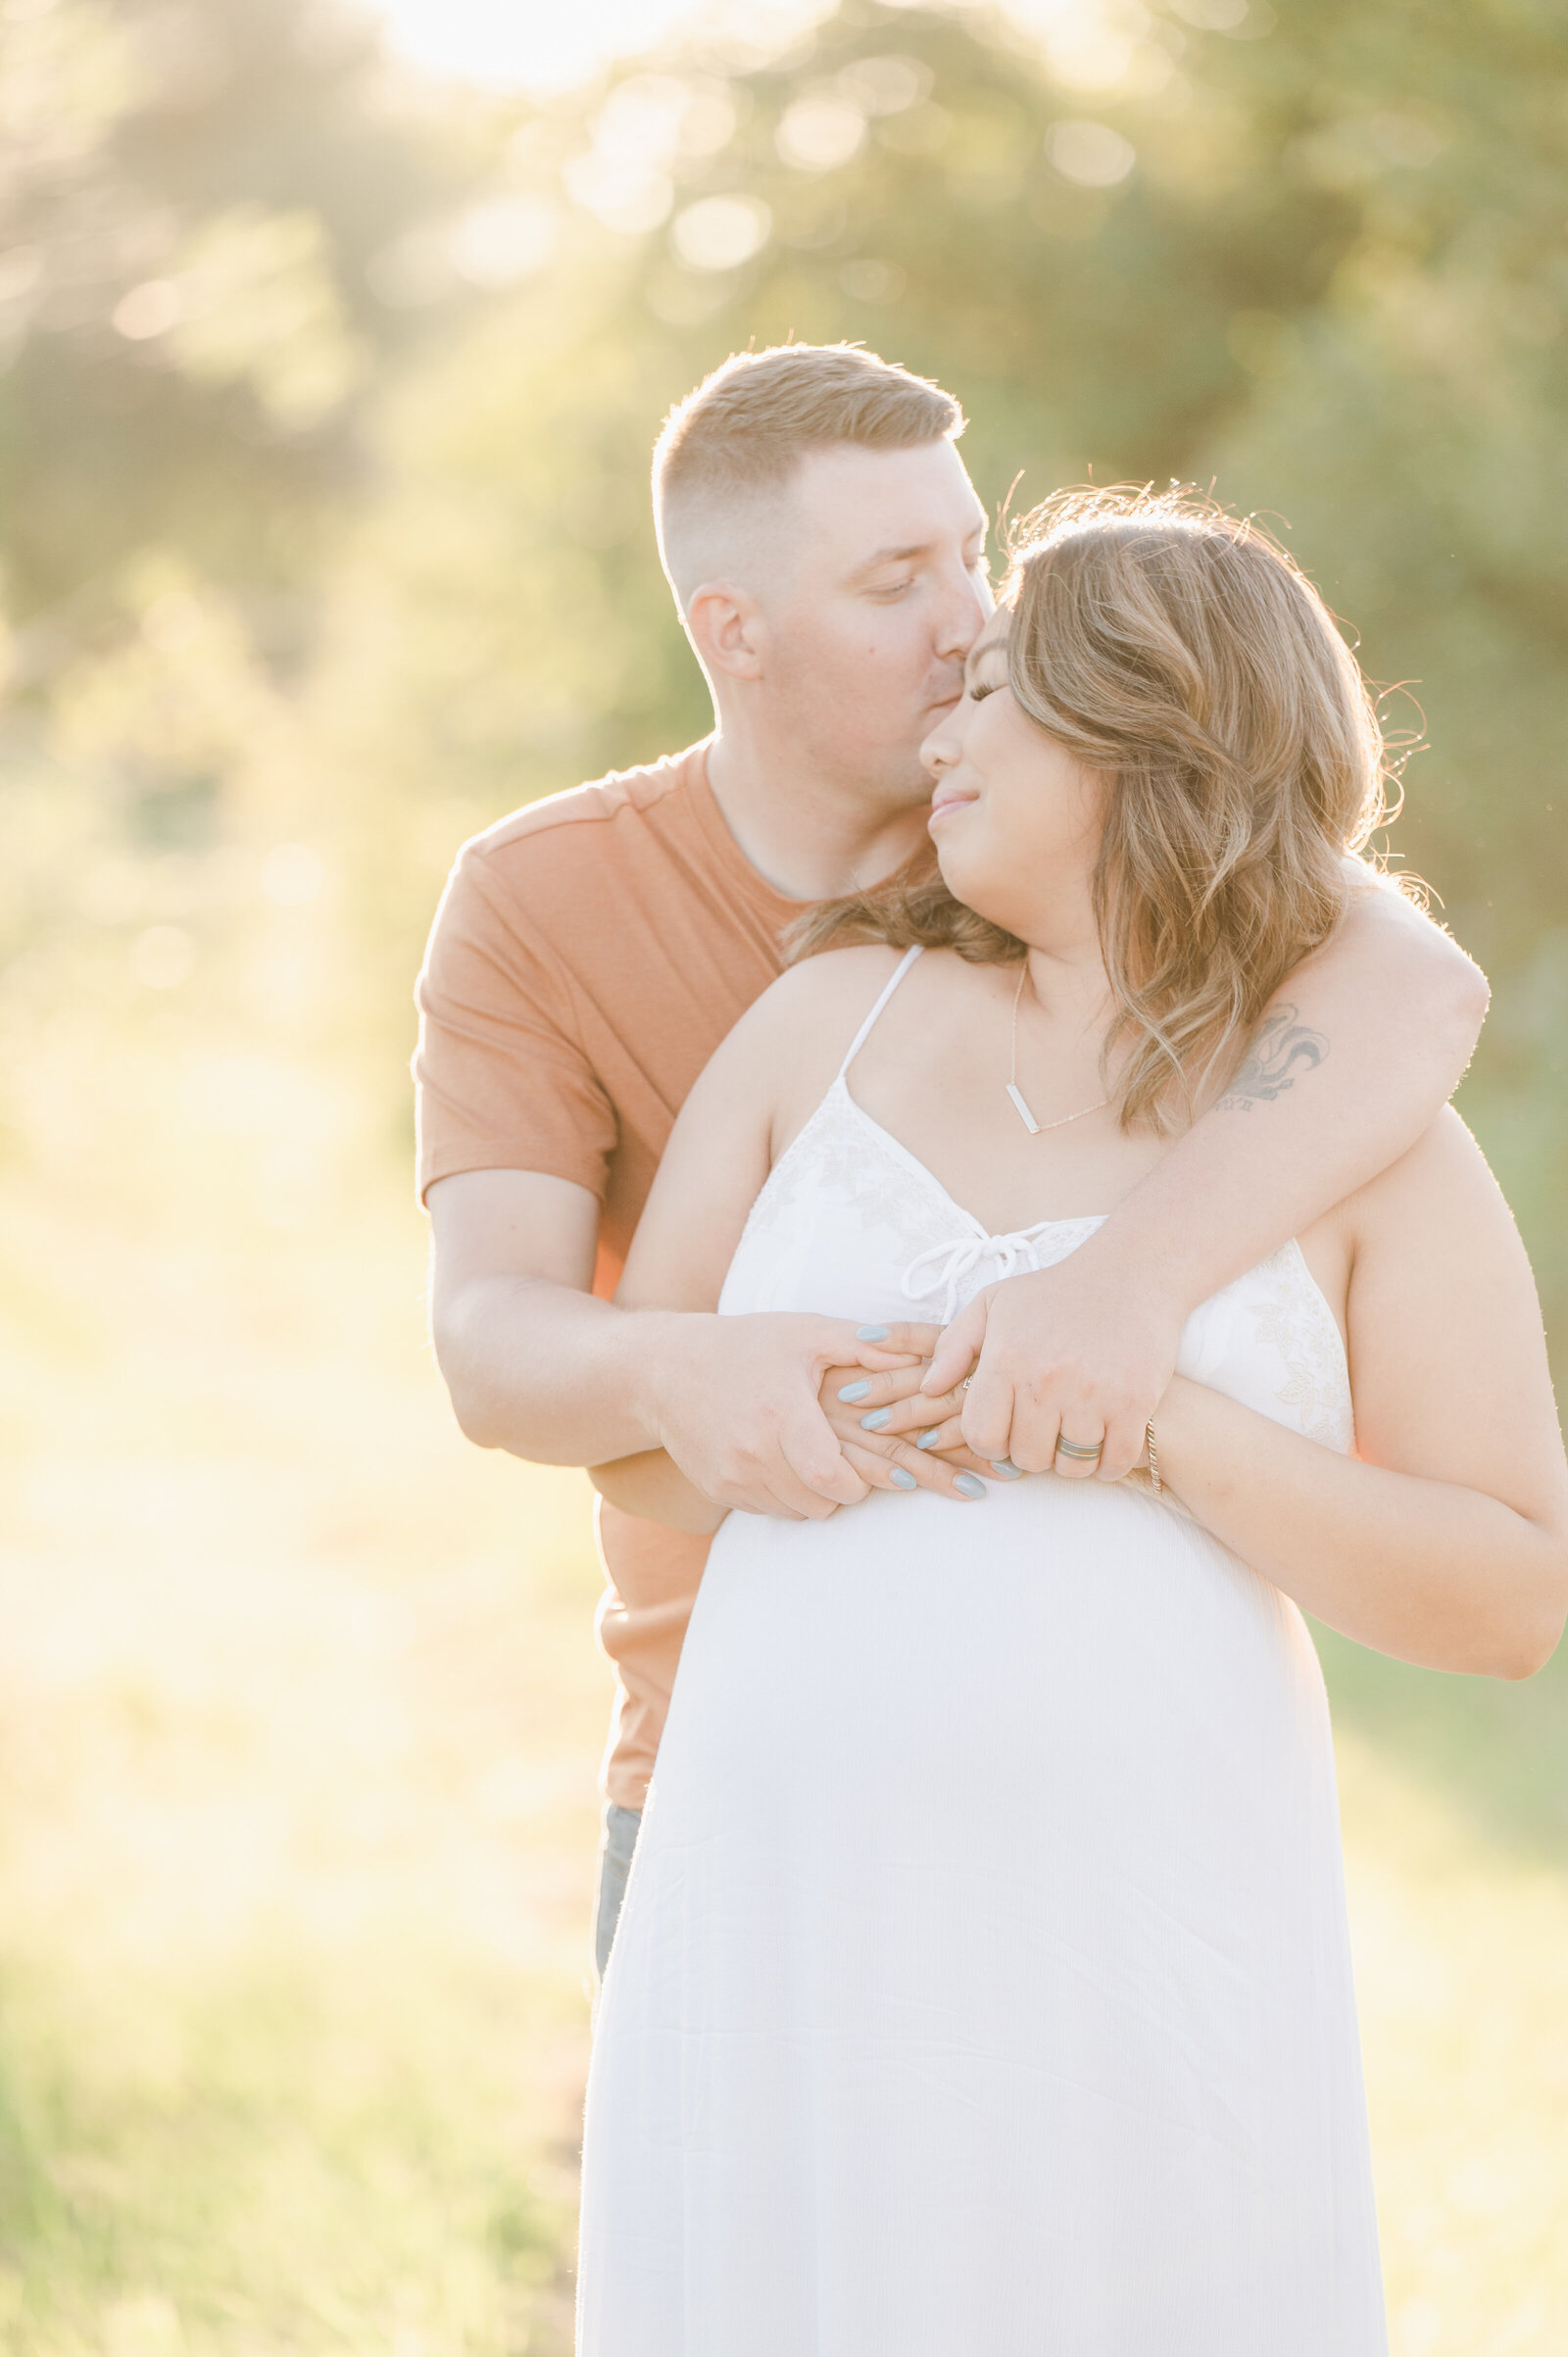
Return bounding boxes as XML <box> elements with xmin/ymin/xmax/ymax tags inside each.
<box><xmin>935</xmin><ymin>557</ymin><xmax>993</xmax><ymax>659</ymax></box>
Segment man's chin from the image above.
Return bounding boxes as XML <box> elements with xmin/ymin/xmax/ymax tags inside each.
<box><xmin>883</xmin><ymin>763</ymin><xmax>938</xmax><ymax>811</ymax></box>
<box><xmin>817</xmin><ymin>741</ymin><xmax>935</xmax><ymax>812</ymax></box>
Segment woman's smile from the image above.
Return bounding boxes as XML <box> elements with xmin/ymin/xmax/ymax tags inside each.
<box><xmin>927</xmin><ymin>780</ymin><xmax>978</xmax><ymax>830</ymax></box>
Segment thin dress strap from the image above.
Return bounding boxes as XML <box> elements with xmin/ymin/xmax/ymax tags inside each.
<box><xmin>835</xmin><ymin>944</ymin><xmax>924</xmax><ymax>1082</ymax></box>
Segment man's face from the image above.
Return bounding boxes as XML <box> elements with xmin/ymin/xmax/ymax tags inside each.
<box><xmin>759</xmin><ymin>440</ymin><xmax>994</xmax><ymax>808</ymax></box>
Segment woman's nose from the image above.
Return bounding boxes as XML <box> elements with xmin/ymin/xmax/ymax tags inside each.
<box><xmin>921</xmin><ymin>706</ymin><xmax>962</xmax><ymax>777</ymax></box>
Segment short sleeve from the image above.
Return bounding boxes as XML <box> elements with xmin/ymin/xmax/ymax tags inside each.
<box><xmin>413</xmin><ymin>841</ymin><xmax>617</xmax><ymax>1203</ymax></box>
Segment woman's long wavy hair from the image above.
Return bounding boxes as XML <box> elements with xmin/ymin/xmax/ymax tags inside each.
<box><xmin>788</xmin><ymin>484</ymin><xmax>1400</xmax><ymax>1131</ymax></box>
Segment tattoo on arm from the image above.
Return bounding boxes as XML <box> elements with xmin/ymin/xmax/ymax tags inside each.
<box><xmin>1217</xmin><ymin>1005</ymin><xmax>1329</xmax><ymax>1112</ymax></box>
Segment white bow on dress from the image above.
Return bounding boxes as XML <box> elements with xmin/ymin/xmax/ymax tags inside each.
<box><xmin>901</xmin><ymin>1223</ymin><xmax>1068</xmax><ymax>1326</ymax></box>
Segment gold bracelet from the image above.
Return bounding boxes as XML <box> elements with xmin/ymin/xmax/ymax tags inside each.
<box><xmin>1146</xmin><ymin>1419</ymin><xmax>1161</xmax><ymax>1496</ymax></box>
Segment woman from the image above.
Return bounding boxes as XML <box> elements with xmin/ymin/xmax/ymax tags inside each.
<box><xmin>574</xmin><ymin>487</ymin><xmax>1568</xmax><ymax>2355</ymax></box>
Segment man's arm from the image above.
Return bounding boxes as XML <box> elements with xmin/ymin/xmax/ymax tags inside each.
<box><xmin>928</xmin><ymin>883</ymin><xmax>1490</xmax><ymax>1480</ymax></box>
<box><xmin>427</xmin><ymin>973</ymin><xmax>943</xmax><ymax>1519</ymax></box>
<box><xmin>429</xmin><ymin>1167</ymin><xmax>639</xmax><ymax>1460</ymax></box>
<box><xmin>428</xmin><ymin>1170</ymin><xmax>891</xmax><ymax>1519</ymax></box>
<box><xmin>419</xmin><ymin>842</ymin><xmax>923</xmax><ymax>1521</ymax></box>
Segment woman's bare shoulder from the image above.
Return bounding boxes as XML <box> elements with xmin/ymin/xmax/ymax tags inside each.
<box><xmin>678</xmin><ymin>945</ymin><xmax>909</xmax><ymax>1126</ymax></box>
<box><xmin>726</xmin><ymin>942</ymin><xmax>910</xmax><ymax>1049</ymax></box>
<box><xmin>1347</xmin><ymin>1105</ymin><xmax>1517</xmax><ymax>1257</ymax></box>
<box><xmin>768</xmin><ymin>941</ymin><xmax>910</xmax><ymax>1007</ymax></box>
<box><xmin>692</xmin><ymin>945</ymin><xmax>912</xmax><ymax>1142</ymax></box>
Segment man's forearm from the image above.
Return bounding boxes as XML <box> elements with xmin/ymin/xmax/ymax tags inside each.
<box><xmin>426</xmin><ymin>1178</ymin><xmax>894</xmax><ymax>1512</ymax></box>
<box><xmin>1096</xmin><ymin>886</ymin><xmax>1488</xmax><ymax>1314</ymax></box>
<box><xmin>435</xmin><ymin>1274</ymin><xmax>676</xmax><ymax>1464</ymax></box>
<box><xmin>434</xmin><ymin>1277</ymin><xmax>893</xmax><ymax>1519</ymax></box>
<box><xmin>589</xmin><ymin>1447</ymin><xmax>728</xmax><ymax>1535</ymax></box>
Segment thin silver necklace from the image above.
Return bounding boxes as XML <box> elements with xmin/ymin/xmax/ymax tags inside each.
<box><xmin>1005</xmin><ymin>962</ymin><xmax>1109</xmax><ymax>1136</ymax></box>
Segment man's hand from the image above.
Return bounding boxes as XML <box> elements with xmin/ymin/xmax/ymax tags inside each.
<box><xmin>645</xmin><ymin>1312</ymin><xmax>937</xmax><ymax>1519</ymax></box>
<box><xmin>922</xmin><ymin>1249</ymin><xmax>1187</xmax><ymax>1482</ymax></box>
<box><xmin>428</xmin><ymin>1172</ymin><xmax>928</xmax><ymax>1516</ymax></box>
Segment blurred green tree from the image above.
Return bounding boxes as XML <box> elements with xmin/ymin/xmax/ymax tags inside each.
<box><xmin>0</xmin><ymin>0</ymin><xmax>490</xmax><ymax>1147</ymax></box>
<box><xmin>0</xmin><ymin>0</ymin><xmax>479</xmax><ymax>638</ymax></box>
<box><xmin>304</xmin><ymin>0</ymin><xmax>1567</xmax><ymax>1355</ymax></box>
<box><xmin>1</xmin><ymin>0</ymin><xmax>1563</xmax><ymax>1329</ymax></box>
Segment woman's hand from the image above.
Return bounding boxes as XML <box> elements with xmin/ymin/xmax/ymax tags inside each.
<box><xmin>817</xmin><ymin>1349</ymin><xmax>1005</xmax><ymax>1501</ymax></box>
<box><xmin>826</xmin><ymin>1350</ymin><xmax>1188</xmax><ymax>1498</ymax></box>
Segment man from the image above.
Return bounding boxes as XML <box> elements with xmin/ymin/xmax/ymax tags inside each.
<box><xmin>415</xmin><ymin>344</ymin><xmax>1486</xmax><ymax>1976</ymax></box>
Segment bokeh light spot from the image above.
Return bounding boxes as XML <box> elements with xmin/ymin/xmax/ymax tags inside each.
<box><xmin>670</xmin><ymin>194</ymin><xmax>771</xmax><ymax>271</ymax></box>
<box><xmin>776</xmin><ymin>94</ymin><xmax>868</xmax><ymax>172</ymax></box>
<box><xmin>1045</xmin><ymin>119</ymin><xmax>1137</xmax><ymax>187</ymax></box>
<box><xmin>114</xmin><ymin>280</ymin><xmax>183</xmax><ymax>340</ymax></box>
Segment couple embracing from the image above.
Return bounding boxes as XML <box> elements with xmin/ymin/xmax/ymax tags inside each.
<box><xmin>416</xmin><ymin>345</ymin><xmax>1567</xmax><ymax>2354</ymax></box>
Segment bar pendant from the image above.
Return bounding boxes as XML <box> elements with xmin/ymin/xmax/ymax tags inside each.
<box><xmin>1005</xmin><ymin>1082</ymin><xmax>1041</xmax><ymax>1135</ymax></box>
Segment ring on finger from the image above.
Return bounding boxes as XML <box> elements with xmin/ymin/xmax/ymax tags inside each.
<box><xmin>959</xmin><ymin>1375</ymin><xmax>973</xmax><ymax>1394</ymax></box>
<box><xmin>1054</xmin><ymin>1435</ymin><xmax>1104</xmax><ymax>1462</ymax></box>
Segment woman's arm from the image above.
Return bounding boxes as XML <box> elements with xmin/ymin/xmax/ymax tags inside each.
<box><xmin>928</xmin><ymin>877</ymin><xmax>1490</xmax><ymax>1480</ymax></box>
<box><xmin>586</xmin><ymin>978</ymin><xmax>791</xmax><ymax>1528</ymax></box>
<box><xmin>1149</xmin><ymin>1110</ymin><xmax>1568</xmax><ymax>1679</ymax></box>
<box><xmin>590</xmin><ymin>951</ymin><xmax>973</xmax><ymax>1527</ymax></box>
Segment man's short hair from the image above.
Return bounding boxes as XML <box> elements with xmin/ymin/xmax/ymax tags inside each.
<box><xmin>653</xmin><ymin>343</ymin><xmax>966</xmax><ymax>608</ymax></box>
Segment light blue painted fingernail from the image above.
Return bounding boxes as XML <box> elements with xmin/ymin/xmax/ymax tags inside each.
<box><xmin>954</xmin><ymin>1473</ymin><xmax>988</xmax><ymax>1500</ymax></box>
<box><xmin>837</xmin><ymin>1378</ymin><xmax>871</xmax><ymax>1403</ymax></box>
<box><xmin>860</xmin><ymin>1407</ymin><xmax>893</xmax><ymax>1432</ymax></box>
<box><xmin>856</xmin><ymin>1324</ymin><xmax>890</xmax><ymax>1343</ymax></box>
<box><xmin>990</xmin><ymin>1458</ymin><xmax>1023</xmax><ymax>1480</ymax></box>
<box><xmin>916</xmin><ymin>1428</ymin><xmax>942</xmax><ymax>1450</ymax></box>
<box><xmin>889</xmin><ymin>1466</ymin><xmax>918</xmax><ymax>1490</ymax></box>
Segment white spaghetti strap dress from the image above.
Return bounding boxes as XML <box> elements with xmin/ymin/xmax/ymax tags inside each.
<box><xmin>577</xmin><ymin>947</ymin><xmax>1386</xmax><ymax>2356</ymax></box>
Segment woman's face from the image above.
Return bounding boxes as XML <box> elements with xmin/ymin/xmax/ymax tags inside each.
<box><xmin>919</xmin><ymin>613</ymin><xmax>1106</xmax><ymax>946</ymax></box>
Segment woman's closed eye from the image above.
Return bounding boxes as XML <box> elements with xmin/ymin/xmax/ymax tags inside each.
<box><xmin>968</xmin><ymin>679</ymin><xmax>1001</xmax><ymax>703</ymax></box>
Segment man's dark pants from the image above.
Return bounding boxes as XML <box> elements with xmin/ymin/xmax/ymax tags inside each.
<box><xmin>593</xmin><ymin>1802</ymin><xmax>643</xmax><ymax>1981</ymax></box>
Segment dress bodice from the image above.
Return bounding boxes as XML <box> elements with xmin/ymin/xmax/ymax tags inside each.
<box><xmin>718</xmin><ymin>951</ymin><xmax>1353</xmax><ymax>1457</ymax></box>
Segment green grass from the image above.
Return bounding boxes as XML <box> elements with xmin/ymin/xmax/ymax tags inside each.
<box><xmin>0</xmin><ymin>1028</ymin><xmax>1563</xmax><ymax>2354</ymax></box>
<box><xmin>1318</xmin><ymin>1621</ymin><xmax>1568</xmax><ymax>1866</ymax></box>
<box><xmin>0</xmin><ymin>1082</ymin><xmax>604</xmax><ymax>2352</ymax></box>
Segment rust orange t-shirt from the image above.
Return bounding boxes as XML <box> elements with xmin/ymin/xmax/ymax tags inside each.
<box><xmin>414</xmin><ymin>741</ymin><xmax>802</xmax><ymax>1808</ymax></box>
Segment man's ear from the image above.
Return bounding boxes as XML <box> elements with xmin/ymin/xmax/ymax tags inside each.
<box><xmin>685</xmin><ymin>580</ymin><xmax>768</xmax><ymax>683</ymax></box>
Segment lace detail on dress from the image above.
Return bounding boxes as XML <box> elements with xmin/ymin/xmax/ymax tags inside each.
<box><xmin>736</xmin><ymin>1084</ymin><xmax>973</xmax><ymax>1267</ymax></box>
<box><xmin>1246</xmin><ymin>1246</ymin><xmax>1354</xmax><ymax>1453</ymax></box>
<box><xmin>730</xmin><ymin>1068</ymin><xmax>1353</xmax><ymax>1459</ymax></box>
<box><xmin>738</xmin><ymin>1084</ymin><xmax>1109</xmax><ymax>1323</ymax></box>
